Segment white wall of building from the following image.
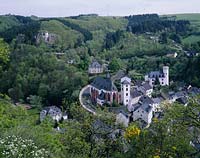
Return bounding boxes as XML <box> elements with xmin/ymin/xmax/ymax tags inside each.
<box><xmin>121</xmin><ymin>77</ymin><xmax>131</xmax><ymax>106</ymax></box>
<box><xmin>88</xmin><ymin>67</ymin><xmax>103</xmax><ymax>74</ymax></box>
<box><xmin>145</xmin><ymin>66</ymin><xmax>169</xmax><ymax>87</ymax></box>
<box><xmin>163</xmin><ymin>66</ymin><xmax>169</xmax><ymax>86</ymax></box>
<box><xmin>116</xmin><ymin>113</ymin><xmax>129</xmax><ymax>127</ymax></box>
<box><xmin>133</xmin><ymin>107</ymin><xmax>153</xmax><ymax>124</ymax></box>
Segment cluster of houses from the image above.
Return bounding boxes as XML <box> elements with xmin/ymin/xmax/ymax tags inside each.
<box><xmin>40</xmin><ymin>106</ymin><xmax>68</xmax><ymax>123</ymax></box>
<box><xmin>89</xmin><ymin>66</ymin><xmax>169</xmax><ymax>127</ymax></box>
<box><xmin>39</xmin><ymin>61</ymin><xmax>200</xmax><ymax>129</ymax></box>
<box><xmin>88</xmin><ymin>65</ymin><xmax>199</xmax><ymax>127</ymax></box>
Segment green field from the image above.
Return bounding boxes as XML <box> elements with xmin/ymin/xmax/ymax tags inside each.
<box><xmin>164</xmin><ymin>13</ymin><xmax>200</xmax><ymax>44</ymax></box>
<box><xmin>183</xmin><ymin>35</ymin><xmax>200</xmax><ymax>44</ymax></box>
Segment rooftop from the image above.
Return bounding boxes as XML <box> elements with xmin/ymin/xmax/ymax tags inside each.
<box><xmin>147</xmin><ymin>71</ymin><xmax>164</xmax><ymax>78</ymax></box>
<box><xmin>139</xmin><ymin>96</ymin><xmax>154</xmax><ymax>105</ymax></box>
<box><xmin>121</xmin><ymin>76</ymin><xmax>131</xmax><ymax>84</ymax></box>
<box><xmin>91</xmin><ymin>76</ymin><xmax>117</xmax><ymax>91</ymax></box>
<box><xmin>134</xmin><ymin>103</ymin><xmax>153</xmax><ymax>113</ymax></box>
<box><xmin>142</xmin><ymin>82</ymin><xmax>153</xmax><ymax>91</ymax></box>
<box><xmin>89</xmin><ymin>61</ymin><xmax>102</xmax><ymax>68</ymax></box>
<box><xmin>131</xmin><ymin>89</ymin><xmax>143</xmax><ymax>98</ymax></box>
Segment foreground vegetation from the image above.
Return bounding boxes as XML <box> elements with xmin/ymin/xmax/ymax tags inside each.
<box><xmin>0</xmin><ymin>97</ymin><xmax>200</xmax><ymax>157</ymax></box>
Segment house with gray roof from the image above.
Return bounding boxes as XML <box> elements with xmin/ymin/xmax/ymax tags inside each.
<box><xmin>132</xmin><ymin>103</ymin><xmax>153</xmax><ymax>125</ymax></box>
<box><xmin>176</xmin><ymin>97</ymin><xmax>188</xmax><ymax>106</ymax></box>
<box><xmin>88</xmin><ymin>61</ymin><xmax>103</xmax><ymax>74</ymax></box>
<box><xmin>116</xmin><ymin>110</ymin><xmax>130</xmax><ymax>127</ymax></box>
<box><xmin>145</xmin><ymin>66</ymin><xmax>169</xmax><ymax>87</ymax></box>
<box><xmin>137</xmin><ymin>82</ymin><xmax>153</xmax><ymax>97</ymax></box>
<box><xmin>129</xmin><ymin>90</ymin><xmax>143</xmax><ymax>107</ymax></box>
<box><xmin>40</xmin><ymin>106</ymin><xmax>64</xmax><ymax>122</ymax></box>
<box><xmin>152</xmin><ymin>97</ymin><xmax>164</xmax><ymax>112</ymax></box>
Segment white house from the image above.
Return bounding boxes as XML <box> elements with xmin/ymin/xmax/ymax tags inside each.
<box><xmin>88</xmin><ymin>61</ymin><xmax>103</xmax><ymax>74</ymax></box>
<box><xmin>116</xmin><ymin>111</ymin><xmax>129</xmax><ymax>127</ymax></box>
<box><xmin>152</xmin><ymin>97</ymin><xmax>163</xmax><ymax>112</ymax></box>
<box><xmin>145</xmin><ymin>66</ymin><xmax>169</xmax><ymax>87</ymax></box>
<box><xmin>132</xmin><ymin>103</ymin><xmax>153</xmax><ymax>125</ymax></box>
<box><xmin>137</xmin><ymin>82</ymin><xmax>153</xmax><ymax>97</ymax></box>
<box><xmin>166</xmin><ymin>52</ymin><xmax>178</xmax><ymax>58</ymax></box>
<box><xmin>130</xmin><ymin>90</ymin><xmax>143</xmax><ymax>106</ymax></box>
<box><xmin>40</xmin><ymin>106</ymin><xmax>63</xmax><ymax>122</ymax></box>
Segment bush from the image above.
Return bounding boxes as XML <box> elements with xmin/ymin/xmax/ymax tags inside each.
<box><xmin>0</xmin><ymin>135</ymin><xmax>49</xmax><ymax>158</ymax></box>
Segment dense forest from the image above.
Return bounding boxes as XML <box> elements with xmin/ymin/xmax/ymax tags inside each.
<box><xmin>126</xmin><ymin>14</ymin><xmax>190</xmax><ymax>34</ymax></box>
<box><xmin>0</xmin><ymin>13</ymin><xmax>200</xmax><ymax>157</ymax></box>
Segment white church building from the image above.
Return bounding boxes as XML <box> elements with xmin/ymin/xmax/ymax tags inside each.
<box><xmin>145</xmin><ymin>66</ymin><xmax>169</xmax><ymax>87</ymax></box>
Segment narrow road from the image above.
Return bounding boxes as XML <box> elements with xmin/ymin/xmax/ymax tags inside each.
<box><xmin>79</xmin><ymin>85</ymin><xmax>96</xmax><ymax>115</ymax></box>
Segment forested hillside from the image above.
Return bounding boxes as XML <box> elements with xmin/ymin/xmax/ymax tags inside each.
<box><xmin>0</xmin><ymin>13</ymin><xmax>200</xmax><ymax>157</ymax></box>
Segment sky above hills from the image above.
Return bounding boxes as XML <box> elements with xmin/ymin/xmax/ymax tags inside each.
<box><xmin>0</xmin><ymin>0</ymin><xmax>200</xmax><ymax>17</ymax></box>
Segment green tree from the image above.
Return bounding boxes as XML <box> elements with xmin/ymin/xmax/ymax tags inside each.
<box><xmin>109</xmin><ymin>57</ymin><xmax>121</xmax><ymax>72</ymax></box>
<box><xmin>0</xmin><ymin>38</ymin><xmax>10</xmax><ymax>74</ymax></box>
<box><xmin>28</xmin><ymin>95</ymin><xmax>43</xmax><ymax>109</ymax></box>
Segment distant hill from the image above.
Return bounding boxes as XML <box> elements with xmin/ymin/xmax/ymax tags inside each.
<box><xmin>163</xmin><ymin>13</ymin><xmax>200</xmax><ymax>44</ymax></box>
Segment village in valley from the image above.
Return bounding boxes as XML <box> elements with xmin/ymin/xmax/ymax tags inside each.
<box><xmin>77</xmin><ymin>60</ymin><xmax>200</xmax><ymax>128</ymax></box>
<box><xmin>1</xmin><ymin>11</ymin><xmax>200</xmax><ymax>157</ymax></box>
<box><xmin>39</xmin><ymin>57</ymin><xmax>200</xmax><ymax>130</ymax></box>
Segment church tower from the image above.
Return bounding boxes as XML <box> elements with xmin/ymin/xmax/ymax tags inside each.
<box><xmin>163</xmin><ymin>66</ymin><xmax>169</xmax><ymax>86</ymax></box>
<box><xmin>121</xmin><ymin>76</ymin><xmax>131</xmax><ymax>106</ymax></box>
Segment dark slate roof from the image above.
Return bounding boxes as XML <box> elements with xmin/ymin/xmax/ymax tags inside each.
<box><xmin>119</xmin><ymin>110</ymin><xmax>129</xmax><ymax>118</ymax></box>
<box><xmin>188</xmin><ymin>87</ymin><xmax>200</xmax><ymax>95</ymax></box>
<box><xmin>176</xmin><ymin>97</ymin><xmax>188</xmax><ymax>105</ymax></box>
<box><xmin>89</xmin><ymin>61</ymin><xmax>102</xmax><ymax>68</ymax></box>
<box><xmin>40</xmin><ymin>106</ymin><xmax>62</xmax><ymax>121</ymax></box>
<box><xmin>43</xmin><ymin>106</ymin><xmax>62</xmax><ymax>115</ymax></box>
<box><xmin>134</xmin><ymin>103</ymin><xmax>152</xmax><ymax>113</ymax></box>
<box><xmin>133</xmin><ymin>104</ymin><xmax>142</xmax><ymax>112</ymax></box>
<box><xmin>121</xmin><ymin>80</ymin><xmax>131</xmax><ymax>84</ymax></box>
<box><xmin>134</xmin><ymin>80</ymin><xmax>143</xmax><ymax>87</ymax></box>
<box><xmin>131</xmin><ymin>89</ymin><xmax>142</xmax><ymax>98</ymax></box>
<box><xmin>91</xmin><ymin>76</ymin><xmax>117</xmax><ymax>91</ymax></box>
<box><xmin>148</xmin><ymin>71</ymin><xmax>164</xmax><ymax>78</ymax></box>
<box><xmin>142</xmin><ymin>82</ymin><xmax>153</xmax><ymax>91</ymax></box>
<box><xmin>139</xmin><ymin>96</ymin><xmax>154</xmax><ymax>105</ymax></box>
<box><xmin>185</xmin><ymin>50</ymin><xmax>198</xmax><ymax>57</ymax></box>
<box><xmin>175</xmin><ymin>91</ymin><xmax>187</xmax><ymax>98</ymax></box>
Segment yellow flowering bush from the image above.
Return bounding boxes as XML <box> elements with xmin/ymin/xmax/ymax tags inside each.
<box><xmin>153</xmin><ymin>117</ymin><xmax>159</xmax><ymax>123</ymax></box>
<box><xmin>172</xmin><ymin>146</ymin><xmax>177</xmax><ymax>150</ymax></box>
<box><xmin>124</xmin><ymin>125</ymin><xmax>140</xmax><ymax>139</ymax></box>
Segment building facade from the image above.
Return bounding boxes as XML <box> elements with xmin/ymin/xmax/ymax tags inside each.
<box><xmin>145</xmin><ymin>66</ymin><xmax>169</xmax><ymax>87</ymax></box>
<box><xmin>88</xmin><ymin>61</ymin><xmax>103</xmax><ymax>74</ymax></box>
<box><xmin>121</xmin><ymin>77</ymin><xmax>131</xmax><ymax>106</ymax></box>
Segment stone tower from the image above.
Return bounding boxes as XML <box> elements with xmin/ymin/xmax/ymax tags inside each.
<box><xmin>121</xmin><ymin>76</ymin><xmax>131</xmax><ymax>106</ymax></box>
<box><xmin>163</xmin><ymin>66</ymin><xmax>169</xmax><ymax>86</ymax></box>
